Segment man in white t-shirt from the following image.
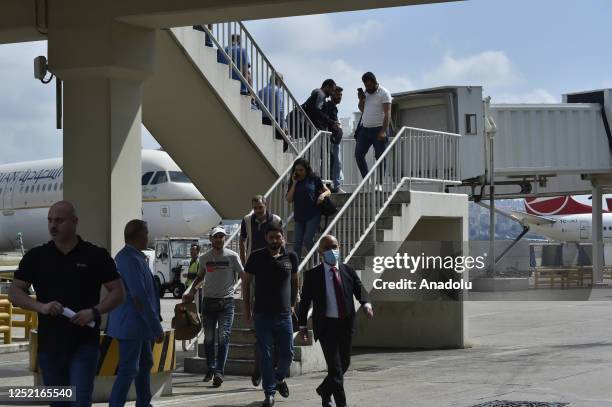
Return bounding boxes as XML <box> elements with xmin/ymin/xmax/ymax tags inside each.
<box><xmin>355</xmin><ymin>72</ymin><xmax>392</xmax><ymax>178</ymax></box>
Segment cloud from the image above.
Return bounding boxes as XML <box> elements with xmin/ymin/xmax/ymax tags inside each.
<box><xmin>423</xmin><ymin>51</ymin><xmax>521</xmax><ymax>89</ymax></box>
<box><xmin>493</xmin><ymin>88</ymin><xmax>558</xmax><ymax>104</ymax></box>
<box><xmin>246</xmin><ymin>15</ymin><xmax>383</xmax><ymax>53</ymax></box>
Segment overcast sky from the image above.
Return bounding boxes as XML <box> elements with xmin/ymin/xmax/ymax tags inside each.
<box><xmin>0</xmin><ymin>0</ymin><xmax>610</xmax><ymax>164</ymax></box>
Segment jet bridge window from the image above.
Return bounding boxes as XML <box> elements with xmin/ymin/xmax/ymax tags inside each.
<box><xmin>150</xmin><ymin>171</ymin><xmax>168</xmax><ymax>185</ymax></box>
<box><xmin>169</xmin><ymin>171</ymin><xmax>190</xmax><ymax>183</ymax></box>
<box><xmin>465</xmin><ymin>114</ymin><xmax>477</xmax><ymax>135</ymax></box>
<box><xmin>141</xmin><ymin>171</ymin><xmax>154</xmax><ymax>186</ymax></box>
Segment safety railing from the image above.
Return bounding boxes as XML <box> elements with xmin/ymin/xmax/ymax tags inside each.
<box><xmin>224</xmin><ymin>130</ymin><xmax>332</xmax><ymax>252</ymax></box>
<box><xmin>299</xmin><ymin>127</ymin><xmax>462</xmax><ymax>271</ymax></box>
<box><xmin>199</xmin><ymin>22</ymin><xmax>319</xmax><ymax>154</ymax></box>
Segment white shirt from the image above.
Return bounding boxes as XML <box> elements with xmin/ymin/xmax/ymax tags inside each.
<box><xmin>324</xmin><ymin>263</ymin><xmax>341</xmax><ymax>318</ymax></box>
<box><xmin>361</xmin><ymin>85</ymin><xmax>392</xmax><ymax>128</ymax></box>
<box><xmin>299</xmin><ymin>263</ymin><xmax>372</xmax><ymax>329</ymax></box>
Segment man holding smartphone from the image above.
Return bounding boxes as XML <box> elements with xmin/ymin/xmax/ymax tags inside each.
<box><xmin>354</xmin><ymin>72</ymin><xmax>392</xmax><ymax>178</ymax></box>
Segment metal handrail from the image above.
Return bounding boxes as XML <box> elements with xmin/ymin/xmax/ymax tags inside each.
<box><xmin>224</xmin><ymin>129</ymin><xmax>331</xmax><ymax>252</ymax></box>
<box><xmin>299</xmin><ymin>127</ymin><xmax>463</xmax><ymax>271</ymax></box>
<box><xmin>200</xmin><ymin>22</ymin><xmax>319</xmax><ymax>154</ymax></box>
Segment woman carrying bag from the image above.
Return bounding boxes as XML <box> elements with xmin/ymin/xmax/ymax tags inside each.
<box><xmin>286</xmin><ymin>158</ymin><xmax>331</xmax><ymax>260</ymax></box>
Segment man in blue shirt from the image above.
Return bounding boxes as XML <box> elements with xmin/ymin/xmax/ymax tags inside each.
<box><xmin>217</xmin><ymin>33</ymin><xmax>250</xmax><ymax>95</ymax></box>
<box><xmin>258</xmin><ymin>73</ymin><xmax>288</xmax><ymax>151</ymax></box>
<box><xmin>108</xmin><ymin>220</ymin><xmax>164</xmax><ymax>407</ymax></box>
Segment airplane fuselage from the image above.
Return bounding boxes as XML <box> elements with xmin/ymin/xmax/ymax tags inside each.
<box><xmin>0</xmin><ymin>150</ymin><xmax>221</xmax><ymax>251</ymax></box>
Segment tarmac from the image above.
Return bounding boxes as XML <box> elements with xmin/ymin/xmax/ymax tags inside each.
<box><xmin>1</xmin><ymin>297</ymin><xmax>611</xmax><ymax>407</ymax></box>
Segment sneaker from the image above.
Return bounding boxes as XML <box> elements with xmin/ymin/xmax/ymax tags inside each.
<box><xmin>276</xmin><ymin>380</ymin><xmax>289</xmax><ymax>398</ymax></box>
<box><xmin>251</xmin><ymin>373</ymin><xmax>262</xmax><ymax>387</ymax></box>
<box><xmin>202</xmin><ymin>371</ymin><xmax>213</xmax><ymax>382</ymax></box>
<box><xmin>212</xmin><ymin>373</ymin><xmax>224</xmax><ymax>387</ymax></box>
<box><xmin>262</xmin><ymin>395</ymin><xmax>275</xmax><ymax>406</ymax></box>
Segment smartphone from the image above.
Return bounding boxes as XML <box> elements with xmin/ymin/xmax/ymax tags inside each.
<box><xmin>358</xmin><ymin>87</ymin><xmax>364</xmax><ymax>93</ymax></box>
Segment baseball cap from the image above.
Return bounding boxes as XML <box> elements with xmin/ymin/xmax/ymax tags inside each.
<box><xmin>210</xmin><ymin>226</ymin><xmax>227</xmax><ymax>237</ymax></box>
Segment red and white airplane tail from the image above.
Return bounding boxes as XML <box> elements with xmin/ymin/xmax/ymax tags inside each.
<box><xmin>524</xmin><ymin>196</ymin><xmax>606</xmax><ymax>216</ymax></box>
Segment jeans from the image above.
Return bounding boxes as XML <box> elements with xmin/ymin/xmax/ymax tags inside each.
<box><xmin>331</xmin><ymin>142</ymin><xmax>344</xmax><ymax>190</ymax></box>
<box><xmin>202</xmin><ymin>298</ymin><xmax>235</xmax><ymax>375</ymax></box>
<box><xmin>354</xmin><ymin>126</ymin><xmax>388</xmax><ymax>178</ymax></box>
<box><xmin>109</xmin><ymin>339</ymin><xmax>154</xmax><ymax>407</ymax></box>
<box><xmin>38</xmin><ymin>343</ymin><xmax>100</xmax><ymax>407</ymax></box>
<box><xmin>293</xmin><ymin>213</ymin><xmax>321</xmax><ymax>260</ymax></box>
<box><xmin>254</xmin><ymin>313</ymin><xmax>294</xmax><ymax>396</ymax></box>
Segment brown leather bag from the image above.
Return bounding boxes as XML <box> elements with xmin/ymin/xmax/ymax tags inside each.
<box><xmin>171</xmin><ymin>302</ymin><xmax>202</xmax><ymax>340</ymax></box>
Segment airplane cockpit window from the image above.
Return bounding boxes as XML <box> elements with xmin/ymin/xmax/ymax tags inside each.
<box><xmin>141</xmin><ymin>171</ymin><xmax>154</xmax><ymax>186</ymax></box>
<box><xmin>151</xmin><ymin>171</ymin><xmax>168</xmax><ymax>185</ymax></box>
<box><xmin>169</xmin><ymin>171</ymin><xmax>190</xmax><ymax>183</ymax></box>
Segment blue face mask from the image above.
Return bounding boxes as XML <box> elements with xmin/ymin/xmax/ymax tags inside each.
<box><xmin>323</xmin><ymin>249</ymin><xmax>340</xmax><ymax>266</ymax></box>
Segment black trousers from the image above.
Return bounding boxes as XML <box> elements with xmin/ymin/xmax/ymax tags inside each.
<box><xmin>318</xmin><ymin>317</ymin><xmax>353</xmax><ymax>406</ymax></box>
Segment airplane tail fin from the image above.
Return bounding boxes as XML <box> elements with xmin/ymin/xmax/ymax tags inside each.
<box><xmin>524</xmin><ymin>196</ymin><xmax>598</xmax><ymax>216</ymax></box>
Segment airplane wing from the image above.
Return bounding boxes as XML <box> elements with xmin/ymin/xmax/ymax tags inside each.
<box><xmin>476</xmin><ymin>202</ymin><xmax>557</xmax><ymax>226</ymax></box>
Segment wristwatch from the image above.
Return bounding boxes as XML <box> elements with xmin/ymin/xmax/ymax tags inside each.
<box><xmin>90</xmin><ymin>307</ymin><xmax>101</xmax><ymax>326</ymax></box>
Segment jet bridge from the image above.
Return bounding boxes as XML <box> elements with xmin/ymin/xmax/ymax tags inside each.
<box><xmin>391</xmin><ymin>86</ymin><xmax>612</xmax><ymax>283</ymax></box>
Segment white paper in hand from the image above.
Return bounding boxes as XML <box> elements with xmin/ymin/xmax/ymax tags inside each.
<box><xmin>62</xmin><ymin>307</ymin><xmax>95</xmax><ymax>328</ymax></box>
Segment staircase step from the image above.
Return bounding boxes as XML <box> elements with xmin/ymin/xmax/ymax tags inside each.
<box><xmin>230</xmin><ymin>328</ymin><xmax>257</xmax><ymax>344</ymax></box>
<box><xmin>184</xmin><ymin>355</ymin><xmax>321</xmax><ymax>377</ymax></box>
<box><xmin>196</xmin><ymin>343</ymin><xmax>312</xmax><ymax>362</ymax></box>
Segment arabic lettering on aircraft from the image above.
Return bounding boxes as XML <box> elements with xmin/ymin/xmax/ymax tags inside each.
<box><xmin>0</xmin><ymin>167</ymin><xmax>64</xmax><ymax>185</ymax></box>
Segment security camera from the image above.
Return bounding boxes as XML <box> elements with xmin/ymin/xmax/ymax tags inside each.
<box><xmin>34</xmin><ymin>55</ymin><xmax>48</xmax><ymax>81</ymax></box>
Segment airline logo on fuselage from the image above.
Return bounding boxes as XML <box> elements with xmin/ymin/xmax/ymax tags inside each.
<box><xmin>0</xmin><ymin>167</ymin><xmax>63</xmax><ymax>185</ymax></box>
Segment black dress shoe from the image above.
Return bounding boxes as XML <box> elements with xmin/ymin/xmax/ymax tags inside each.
<box><xmin>251</xmin><ymin>373</ymin><xmax>261</xmax><ymax>387</ymax></box>
<box><xmin>316</xmin><ymin>386</ymin><xmax>332</xmax><ymax>407</ymax></box>
<box><xmin>276</xmin><ymin>380</ymin><xmax>289</xmax><ymax>398</ymax></box>
<box><xmin>262</xmin><ymin>394</ymin><xmax>275</xmax><ymax>406</ymax></box>
<box><xmin>202</xmin><ymin>371</ymin><xmax>213</xmax><ymax>382</ymax></box>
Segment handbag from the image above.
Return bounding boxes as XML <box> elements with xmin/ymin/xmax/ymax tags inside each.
<box><xmin>318</xmin><ymin>196</ymin><xmax>337</xmax><ymax>217</ymax></box>
<box><xmin>171</xmin><ymin>302</ymin><xmax>201</xmax><ymax>340</ymax></box>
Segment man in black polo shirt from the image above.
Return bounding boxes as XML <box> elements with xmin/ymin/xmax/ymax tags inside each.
<box><xmin>242</xmin><ymin>222</ymin><xmax>298</xmax><ymax>407</ymax></box>
<box><xmin>9</xmin><ymin>201</ymin><xmax>125</xmax><ymax>407</ymax></box>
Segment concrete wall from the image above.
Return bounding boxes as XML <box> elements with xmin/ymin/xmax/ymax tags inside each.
<box><xmin>353</xmin><ymin>191</ymin><xmax>468</xmax><ymax>349</ymax></box>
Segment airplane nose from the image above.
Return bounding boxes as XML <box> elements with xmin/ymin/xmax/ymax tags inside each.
<box><xmin>183</xmin><ymin>201</ymin><xmax>221</xmax><ymax>236</ymax></box>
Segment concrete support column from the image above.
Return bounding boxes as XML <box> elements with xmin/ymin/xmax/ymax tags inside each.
<box><xmin>591</xmin><ymin>181</ymin><xmax>604</xmax><ymax>285</ymax></box>
<box><xmin>48</xmin><ymin>21</ymin><xmax>155</xmax><ymax>254</ymax></box>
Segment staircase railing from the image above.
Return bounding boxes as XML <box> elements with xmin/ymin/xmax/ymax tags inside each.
<box><xmin>199</xmin><ymin>22</ymin><xmax>319</xmax><ymax>155</ymax></box>
<box><xmin>299</xmin><ymin>127</ymin><xmax>463</xmax><ymax>271</ymax></box>
<box><xmin>224</xmin><ymin>130</ymin><xmax>332</xmax><ymax>252</ymax></box>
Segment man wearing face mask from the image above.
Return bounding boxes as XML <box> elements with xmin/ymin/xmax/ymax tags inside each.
<box><xmin>298</xmin><ymin>235</ymin><xmax>374</xmax><ymax>407</ymax></box>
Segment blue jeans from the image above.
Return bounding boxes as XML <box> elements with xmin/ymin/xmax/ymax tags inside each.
<box><xmin>254</xmin><ymin>313</ymin><xmax>294</xmax><ymax>396</ymax></box>
<box><xmin>331</xmin><ymin>142</ymin><xmax>343</xmax><ymax>189</ymax></box>
<box><xmin>354</xmin><ymin>126</ymin><xmax>388</xmax><ymax>178</ymax></box>
<box><xmin>109</xmin><ymin>339</ymin><xmax>154</xmax><ymax>407</ymax></box>
<box><xmin>38</xmin><ymin>343</ymin><xmax>100</xmax><ymax>407</ymax></box>
<box><xmin>202</xmin><ymin>298</ymin><xmax>235</xmax><ymax>375</ymax></box>
<box><xmin>293</xmin><ymin>213</ymin><xmax>321</xmax><ymax>260</ymax></box>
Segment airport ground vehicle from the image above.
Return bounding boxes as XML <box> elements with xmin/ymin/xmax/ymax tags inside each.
<box><xmin>146</xmin><ymin>237</ymin><xmax>210</xmax><ymax>298</ymax></box>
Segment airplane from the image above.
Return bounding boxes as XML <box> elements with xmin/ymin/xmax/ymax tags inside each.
<box><xmin>0</xmin><ymin>150</ymin><xmax>221</xmax><ymax>251</ymax></box>
<box><xmin>487</xmin><ymin>195</ymin><xmax>612</xmax><ymax>242</ymax></box>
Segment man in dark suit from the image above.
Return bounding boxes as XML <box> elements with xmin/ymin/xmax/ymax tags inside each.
<box><xmin>298</xmin><ymin>235</ymin><xmax>374</xmax><ymax>407</ymax></box>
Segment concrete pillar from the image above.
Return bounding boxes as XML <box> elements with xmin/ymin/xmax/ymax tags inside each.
<box><xmin>48</xmin><ymin>21</ymin><xmax>155</xmax><ymax>254</ymax></box>
<box><xmin>591</xmin><ymin>181</ymin><xmax>604</xmax><ymax>284</ymax></box>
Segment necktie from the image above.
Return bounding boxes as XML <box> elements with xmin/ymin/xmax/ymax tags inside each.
<box><xmin>331</xmin><ymin>266</ymin><xmax>346</xmax><ymax>319</ymax></box>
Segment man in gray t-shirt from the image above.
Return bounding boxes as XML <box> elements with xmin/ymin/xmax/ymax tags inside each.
<box><xmin>182</xmin><ymin>226</ymin><xmax>243</xmax><ymax>386</ymax></box>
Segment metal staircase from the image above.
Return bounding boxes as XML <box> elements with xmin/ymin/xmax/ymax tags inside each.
<box><xmin>183</xmin><ymin>127</ymin><xmax>461</xmax><ymax>376</ymax></box>
<box><xmin>143</xmin><ymin>22</ymin><xmax>318</xmax><ymax>218</ymax></box>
